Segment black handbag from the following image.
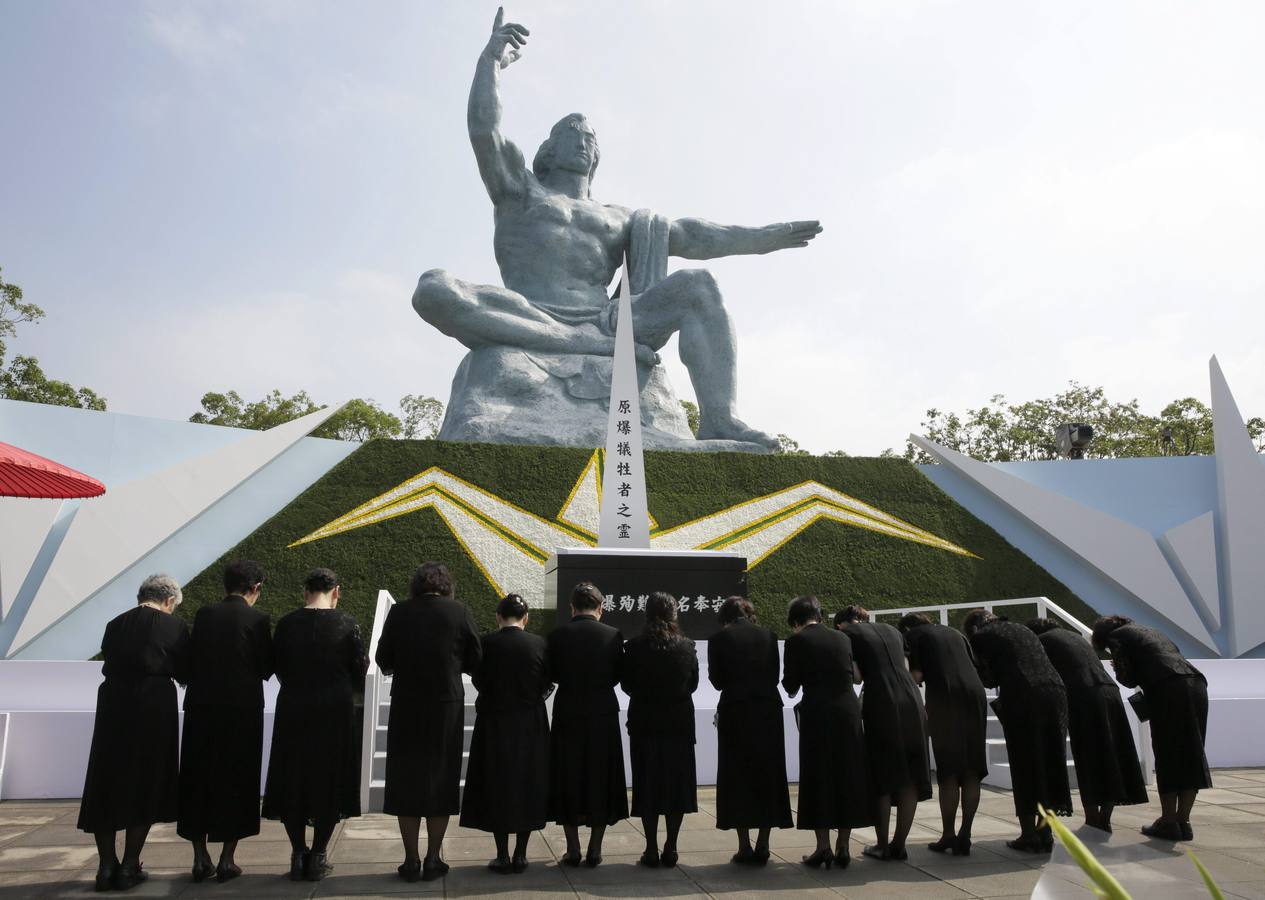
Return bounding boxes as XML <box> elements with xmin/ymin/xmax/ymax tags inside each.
<box><xmin>1126</xmin><ymin>690</ymin><xmax>1150</xmax><ymax>722</ymax></box>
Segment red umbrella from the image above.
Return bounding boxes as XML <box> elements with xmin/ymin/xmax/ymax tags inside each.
<box><xmin>0</xmin><ymin>440</ymin><xmax>106</xmax><ymax>499</ymax></box>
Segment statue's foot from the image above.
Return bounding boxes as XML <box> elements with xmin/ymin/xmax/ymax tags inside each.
<box><xmin>697</xmin><ymin>415</ymin><xmax>780</xmax><ymax>450</ymax></box>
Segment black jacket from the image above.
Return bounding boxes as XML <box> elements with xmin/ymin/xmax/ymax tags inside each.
<box><xmin>473</xmin><ymin>626</ymin><xmax>551</xmax><ymax>713</ymax></box>
<box><xmin>707</xmin><ymin>618</ymin><xmax>781</xmax><ymax>708</ymax></box>
<box><xmin>375</xmin><ymin>594</ymin><xmax>482</xmax><ymax>702</ymax></box>
<box><xmin>621</xmin><ymin>633</ymin><xmax>698</xmax><ymax>739</ymax></box>
<box><xmin>183</xmin><ymin>595</ymin><xmax>273</xmax><ymax>710</ymax></box>
<box><xmin>546</xmin><ymin>614</ymin><xmax>623</xmax><ymax>721</ymax></box>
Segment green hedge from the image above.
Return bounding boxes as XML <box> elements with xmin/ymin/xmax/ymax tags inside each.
<box><xmin>177</xmin><ymin>440</ymin><xmax>1093</xmax><ymax>637</ymax></box>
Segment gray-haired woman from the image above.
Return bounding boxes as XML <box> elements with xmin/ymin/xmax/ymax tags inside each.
<box><xmin>78</xmin><ymin>574</ymin><xmax>191</xmax><ymax>892</ymax></box>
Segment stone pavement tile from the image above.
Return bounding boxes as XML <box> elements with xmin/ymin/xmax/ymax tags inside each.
<box><xmin>326</xmin><ymin>838</ymin><xmax>406</xmax><ymax>865</ymax></box>
<box><xmin>0</xmin><ymin>812</ymin><xmax>58</xmax><ymax>827</ymax></box>
<box><xmin>1222</xmin><ymin>882</ymin><xmax>1265</xmax><ymax>899</ymax></box>
<box><xmin>802</xmin><ymin>861</ymin><xmax>973</xmax><ymax>898</ymax></box>
<box><xmin>1125</xmin><ymin>847</ymin><xmax>1265</xmax><ymax>886</ymax></box>
<box><xmin>896</xmin><ymin>840</ymin><xmax>1013</xmax><ymax>868</ymax></box>
<box><xmin>676</xmin><ymin>848</ymin><xmax>837</xmax><ymax>893</ymax></box>
<box><xmin>25</xmin><ymin>868</ymin><xmax>192</xmax><ymax>898</ymax></box>
<box><xmin>0</xmin><ymin>843</ymin><xmax>97</xmax><ymax>871</ymax></box>
<box><xmin>1230</xmin><ymin>788</ymin><xmax>1265</xmax><ymax>799</ymax></box>
<box><xmin>674</xmin><ymin>811</ymin><xmax>718</xmax><ymax>831</ymax></box>
<box><xmin>443</xmin><ymin>858</ymin><xmax>578</xmax><ymax>897</ymax></box>
<box><xmin>1218</xmin><ymin>770</ymin><xmax>1265</xmax><ymax>783</ymax></box>
<box><xmin>180</xmin><ymin>873</ymin><xmax>314</xmax><ymax>898</ymax></box>
<box><xmin>1197</xmin><ymin>789</ymin><xmax>1265</xmax><ymax>806</ymax></box>
<box><xmin>1187</xmin><ymin>822</ymin><xmax>1265</xmax><ymax>850</ymax></box>
<box><xmin>944</xmin><ymin>815</ymin><xmax>1017</xmax><ymax>838</ymax></box>
<box><xmin>1187</xmin><ymin>805</ymin><xmax>1265</xmax><ymax>824</ymax></box>
<box><xmin>1219</xmin><ymin>844</ymin><xmax>1265</xmax><ymax>866</ymax></box>
<box><xmin>1228</xmin><ymin>803</ymin><xmax>1265</xmax><ymax>818</ymax></box>
<box><xmin>4</xmin><ymin>822</ymin><xmax>100</xmax><ymax>847</ymax></box>
<box><xmin>575</xmin><ymin>885</ymin><xmax>705</xmax><ymax>899</ymax></box>
<box><xmin>560</xmin><ymin>854</ymin><xmax>693</xmax><ymax>886</ymax></box>
<box><xmin>310</xmin><ymin>863</ymin><xmax>443</xmax><ymax>895</ymax></box>
<box><xmin>0</xmin><ymin>829</ymin><xmax>35</xmax><ymax>849</ymax></box>
<box><xmin>767</xmin><ymin>827</ymin><xmax>822</xmax><ymax>850</ymax></box>
<box><xmin>663</xmin><ymin>828</ymin><xmax>735</xmax><ymax>853</ymax></box>
<box><xmin>0</xmin><ymin>866</ymin><xmax>82</xmax><ymax>897</ymax></box>
<box><xmin>1207</xmin><ymin>774</ymin><xmax>1265</xmax><ymax>789</ymax></box>
<box><xmin>970</xmin><ymin>839</ymin><xmax>1054</xmax><ymax>869</ymax></box>
<box><xmin>916</xmin><ymin>861</ymin><xmax>1045</xmax><ymax>898</ymax></box>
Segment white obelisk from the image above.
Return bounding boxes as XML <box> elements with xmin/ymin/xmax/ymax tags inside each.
<box><xmin>598</xmin><ymin>258</ymin><xmax>650</xmax><ymax>548</ymax></box>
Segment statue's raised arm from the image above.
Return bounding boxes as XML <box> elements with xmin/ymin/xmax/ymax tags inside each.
<box><xmin>467</xmin><ymin>7</ymin><xmax>531</xmax><ymax>203</ymax></box>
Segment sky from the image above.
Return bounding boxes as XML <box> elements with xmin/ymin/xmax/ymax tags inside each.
<box><xmin>2</xmin><ymin>0</ymin><xmax>1263</xmax><ymax>455</ymax></box>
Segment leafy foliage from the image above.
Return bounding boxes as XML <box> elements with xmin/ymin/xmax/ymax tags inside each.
<box><xmin>189</xmin><ymin>389</ymin><xmax>446</xmax><ymax>441</ymax></box>
<box><xmin>905</xmin><ymin>382</ymin><xmax>1263</xmax><ymax>463</ymax></box>
<box><xmin>176</xmin><ymin>440</ymin><xmax>1093</xmax><ymax>638</ymax></box>
<box><xmin>0</xmin><ymin>267</ymin><xmax>44</xmax><ymax>359</ymax></box>
<box><xmin>400</xmin><ymin>393</ymin><xmax>445</xmax><ymax>439</ymax></box>
<box><xmin>679</xmin><ymin>400</ymin><xmax>699</xmax><ymax>437</ymax></box>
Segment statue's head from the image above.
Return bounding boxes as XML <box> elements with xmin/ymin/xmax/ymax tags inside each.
<box><xmin>533</xmin><ymin>113</ymin><xmax>600</xmax><ymax>192</ymax></box>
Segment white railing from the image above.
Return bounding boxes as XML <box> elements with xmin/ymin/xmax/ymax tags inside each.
<box><xmin>359</xmin><ymin>589</ymin><xmax>396</xmax><ymax>813</ymax></box>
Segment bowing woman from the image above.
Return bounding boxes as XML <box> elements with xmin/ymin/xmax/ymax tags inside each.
<box><xmin>261</xmin><ymin>569</ymin><xmax>369</xmax><ymax>882</ymax></box>
<box><xmin>836</xmin><ymin>606</ymin><xmax>931</xmax><ymax>862</ymax></box>
<box><xmin>782</xmin><ymin>596</ymin><xmax>871</xmax><ymax>870</ymax></box>
<box><xmin>376</xmin><ymin>562</ymin><xmax>482</xmax><ymax>882</ymax></box>
<box><xmin>78</xmin><ymin>575</ymin><xmax>190</xmax><ymax>892</ymax></box>
<box><xmin>620</xmin><ymin>592</ymin><xmax>699</xmax><ymax>868</ymax></box>
<box><xmin>708</xmin><ymin>597</ymin><xmax>792</xmax><ymax>866</ymax></box>
<box><xmin>1092</xmin><ymin>615</ymin><xmax>1211</xmax><ymax>842</ymax></box>
<box><xmin>963</xmin><ymin>610</ymin><xmax>1071</xmax><ymax>853</ymax></box>
<box><xmin>898</xmin><ymin>612</ymin><xmax>988</xmax><ymax>856</ymax></box>
<box><xmin>460</xmin><ymin>594</ymin><xmax>552</xmax><ymax>874</ymax></box>
<box><xmin>1026</xmin><ymin>619</ymin><xmax>1147</xmax><ymax>833</ymax></box>
<box><xmin>178</xmin><ymin>559</ymin><xmax>274</xmax><ymax>883</ymax></box>
<box><xmin>546</xmin><ymin>582</ymin><xmax>627</xmax><ymax>867</ymax></box>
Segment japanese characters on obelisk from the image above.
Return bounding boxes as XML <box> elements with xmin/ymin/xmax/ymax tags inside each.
<box><xmin>597</xmin><ymin>260</ymin><xmax>650</xmax><ymax>548</ymax></box>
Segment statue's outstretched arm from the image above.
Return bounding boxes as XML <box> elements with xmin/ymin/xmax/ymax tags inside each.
<box><xmin>668</xmin><ymin>217</ymin><xmax>823</xmax><ymax>260</ymax></box>
<box><xmin>468</xmin><ymin>8</ymin><xmax>530</xmax><ymax>203</ymax></box>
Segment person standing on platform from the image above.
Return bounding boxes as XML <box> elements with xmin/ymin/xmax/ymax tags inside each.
<box><xmin>782</xmin><ymin>595</ymin><xmax>871</xmax><ymax>870</ymax></box>
<box><xmin>621</xmin><ymin>592</ymin><xmax>699</xmax><ymax>868</ymax></box>
<box><xmin>1026</xmin><ymin>619</ymin><xmax>1148</xmax><ymax>833</ymax></box>
<box><xmin>261</xmin><ymin>569</ymin><xmax>369</xmax><ymax>882</ymax></box>
<box><xmin>546</xmin><ymin>582</ymin><xmax>628</xmax><ymax>867</ymax></box>
<box><xmin>460</xmin><ymin>594</ymin><xmax>552</xmax><ymax>874</ymax></box>
<box><xmin>1092</xmin><ymin>615</ymin><xmax>1212</xmax><ymax>842</ymax></box>
<box><xmin>963</xmin><ymin>610</ymin><xmax>1071</xmax><ymax>853</ymax></box>
<box><xmin>375</xmin><ymin>561</ymin><xmax>482</xmax><ymax>882</ymax></box>
<box><xmin>178</xmin><ymin>559</ymin><xmax>274</xmax><ymax>884</ymax></box>
<box><xmin>79</xmin><ymin>574</ymin><xmax>190</xmax><ymax>892</ymax></box>
<box><xmin>897</xmin><ymin>612</ymin><xmax>988</xmax><ymax>856</ymax></box>
<box><xmin>708</xmin><ymin>597</ymin><xmax>792</xmax><ymax>866</ymax></box>
<box><xmin>836</xmin><ymin>606</ymin><xmax>931</xmax><ymax>862</ymax></box>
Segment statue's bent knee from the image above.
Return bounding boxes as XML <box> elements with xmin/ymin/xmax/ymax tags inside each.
<box><xmin>412</xmin><ymin>268</ymin><xmax>457</xmax><ymax>320</ymax></box>
<box><xmin>681</xmin><ymin>268</ymin><xmax>723</xmax><ymax>311</ymax></box>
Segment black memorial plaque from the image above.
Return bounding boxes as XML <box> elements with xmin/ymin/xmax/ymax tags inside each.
<box><xmin>545</xmin><ymin>549</ymin><xmax>747</xmax><ymax>640</ymax></box>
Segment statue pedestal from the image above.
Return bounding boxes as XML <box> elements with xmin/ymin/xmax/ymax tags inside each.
<box><xmin>545</xmin><ymin>547</ymin><xmax>747</xmax><ymax>639</ymax></box>
<box><xmin>436</xmin><ymin>346</ymin><xmax>769</xmax><ymax>453</ymax></box>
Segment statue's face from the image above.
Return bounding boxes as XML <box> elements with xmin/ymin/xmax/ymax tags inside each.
<box><xmin>552</xmin><ymin>118</ymin><xmax>598</xmax><ymax>175</ymax></box>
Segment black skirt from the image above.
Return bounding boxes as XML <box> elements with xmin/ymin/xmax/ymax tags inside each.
<box><xmin>794</xmin><ymin>698</ymin><xmax>871</xmax><ymax>830</ymax></box>
<box><xmin>860</xmin><ymin>689</ymin><xmax>933</xmax><ymax>802</ymax></box>
<box><xmin>1148</xmin><ymin>675</ymin><xmax>1213</xmax><ymax>794</ymax></box>
<box><xmin>926</xmin><ymin>686</ymin><xmax>988</xmax><ymax>781</ymax></box>
<box><xmin>261</xmin><ymin>693</ymin><xmax>361</xmax><ymax>824</ymax></box>
<box><xmin>714</xmin><ymin>698</ymin><xmax>793</xmax><ymax>830</ymax></box>
<box><xmin>177</xmin><ymin>705</ymin><xmax>264</xmax><ymax>842</ymax></box>
<box><xmin>548</xmin><ymin>713</ymin><xmax>628</xmax><ymax>826</ymax></box>
<box><xmin>1066</xmin><ymin>684</ymin><xmax>1148</xmax><ymax>807</ymax></box>
<box><xmin>997</xmin><ymin>684</ymin><xmax>1073</xmax><ymax>818</ymax></box>
<box><xmin>461</xmin><ymin>706</ymin><xmax>550</xmax><ymax>833</ymax></box>
<box><xmin>78</xmin><ymin>677</ymin><xmax>180</xmax><ymax>833</ymax></box>
<box><xmin>630</xmin><ymin>735</ymin><xmax>697</xmax><ymax>817</ymax></box>
<box><xmin>382</xmin><ymin>697</ymin><xmax>464</xmax><ymax>817</ymax></box>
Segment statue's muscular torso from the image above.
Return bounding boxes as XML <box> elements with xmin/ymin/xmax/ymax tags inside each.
<box><xmin>493</xmin><ymin>181</ymin><xmax>632</xmax><ymax>313</ymax></box>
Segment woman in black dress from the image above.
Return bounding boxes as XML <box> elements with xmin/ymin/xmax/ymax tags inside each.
<box><xmin>782</xmin><ymin>596</ymin><xmax>870</xmax><ymax>870</ymax></box>
<box><xmin>1092</xmin><ymin>615</ymin><xmax>1211</xmax><ymax>842</ymax></box>
<box><xmin>79</xmin><ymin>574</ymin><xmax>190</xmax><ymax>892</ymax></box>
<box><xmin>375</xmin><ymin>562</ymin><xmax>482</xmax><ymax>882</ymax></box>
<box><xmin>707</xmin><ymin>597</ymin><xmax>792</xmax><ymax>865</ymax></box>
<box><xmin>898</xmin><ymin>612</ymin><xmax>988</xmax><ymax>856</ymax></box>
<box><xmin>1027</xmin><ymin>619</ymin><xmax>1147</xmax><ymax>833</ymax></box>
<box><xmin>836</xmin><ymin>606</ymin><xmax>931</xmax><ymax>862</ymax></box>
<box><xmin>546</xmin><ymin>582</ymin><xmax>627</xmax><ymax>867</ymax></box>
<box><xmin>620</xmin><ymin>592</ymin><xmax>699</xmax><ymax>868</ymax></box>
<box><xmin>261</xmin><ymin>569</ymin><xmax>369</xmax><ymax>882</ymax></box>
<box><xmin>964</xmin><ymin>610</ymin><xmax>1071</xmax><ymax>853</ymax></box>
<box><xmin>460</xmin><ymin>594</ymin><xmax>552</xmax><ymax>874</ymax></box>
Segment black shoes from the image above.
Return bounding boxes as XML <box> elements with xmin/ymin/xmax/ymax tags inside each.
<box><xmin>421</xmin><ymin>856</ymin><xmax>449</xmax><ymax>881</ymax></box>
<box><xmin>94</xmin><ymin>861</ymin><xmax>117</xmax><ymax>893</ymax></box>
<box><xmin>1141</xmin><ymin>820</ymin><xmax>1185</xmax><ymax>841</ymax></box>
<box><xmin>955</xmin><ymin>835</ymin><xmax>972</xmax><ymax>856</ymax></box>
<box><xmin>732</xmin><ymin>847</ymin><xmax>767</xmax><ymax>866</ymax></box>
<box><xmin>801</xmin><ymin>847</ymin><xmax>834</xmax><ymax>869</ymax></box>
<box><xmin>214</xmin><ymin>861</ymin><xmax>241</xmax><ymax>883</ymax></box>
<box><xmin>112</xmin><ymin>861</ymin><xmax>148</xmax><ymax>891</ymax></box>
<box><xmin>638</xmin><ymin>849</ymin><xmax>660</xmax><ymax>867</ymax></box>
<box><xmin>1181</xmin><ymin>822</ymin><xmax>1194</xmax><ymax>841</ymax></box>
<box><xmin>304</xmin><ymin>851</ymin><xmax>332</xmax><ymax>882</ymax></box>
<box><xmin>927</xmin><ymin>837</ymin><xmax>954</xmax><ymax>854</ymax></box>
<box><xmin>397</xmin><ymin>859</ymin><xmax>422</xmax><ymax>882</ymax></box>
<box><xmin>289</xmin><ymin>851</ymin><xmax>307</xmax><ymax>882</ymax></box>
<box><xmin>511</xmin><ymin>854</ymin><xmax>528</xmax><ymax>873</ymax></box>
<box><xmin>559</xmin><ymin>850</ymin><xmax>582</xmax><ymax>867</ymax></box>
<box><xmin>488</xmin><ymin>856</ymin><xmax>513</xmax><ymax>874</ymax></box>
<box><xmin>660</xmin><ymin>848</ymin><xmax>678</xmax><ymax>868</ymax></box>
<box><xmin>1006</xmin><ymin>836</ymin><xmax>1050</xmax><ymax>853</ymax></box>
<box><xmin>583</xmin><ymin>852</ymin><xmax>603</xmax><ymax>868</ymax></box>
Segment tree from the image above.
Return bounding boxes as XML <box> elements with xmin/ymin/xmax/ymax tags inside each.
<box><xmin>314</xmin><ymin>399</ymin><xmax>403</xmax><ymax>441</ymax></box>
<box><xmin>774</xmin><ymin>433</ymin><xmax>811</xmax><ymax>455</ymax></box>
<box><xmin>679</xmin><ymin>400</ymin><xmax>700</xmax><ymax>437</ymax></box>
<box><xmin>0</xmin><ymin>267</ymin><xmax>107</xmax><ymax>410</ymax></box>
<box><xmin>0</xmin><ymin>355</ymin><xmax>106</xmax><ymax>410</ymax></box>
<box><xmin>400</xmin><ymin>394</ymin><xmax>445</xmax><ymax>439</ymax></box>
<box><xmin>905</xmin><ymin>382</ymin><xmax>1261</xmax><ymax>463</ymax></box>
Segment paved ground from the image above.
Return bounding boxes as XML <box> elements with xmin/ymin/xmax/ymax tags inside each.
<box><xmin>1</xmin><ymin>770</ymin><xmax>1263</xmax><ymax>898</ymax></box>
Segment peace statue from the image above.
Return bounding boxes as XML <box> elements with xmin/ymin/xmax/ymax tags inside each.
<box><xmin>415</xmin><ymin>8</ymin><xmax>822</xmax><ymax>452</ymax></box>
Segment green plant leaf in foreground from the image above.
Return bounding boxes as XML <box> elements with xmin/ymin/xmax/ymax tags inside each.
<box><xmin>1188</xmin><ymin>851</ymin><xmax>1227</xmax><ymax>900</ymax></box>
<box><xmin>1039</xmin><ymin>804</ymin><xmax>1131</xmax><ymax>899</ymax></box>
